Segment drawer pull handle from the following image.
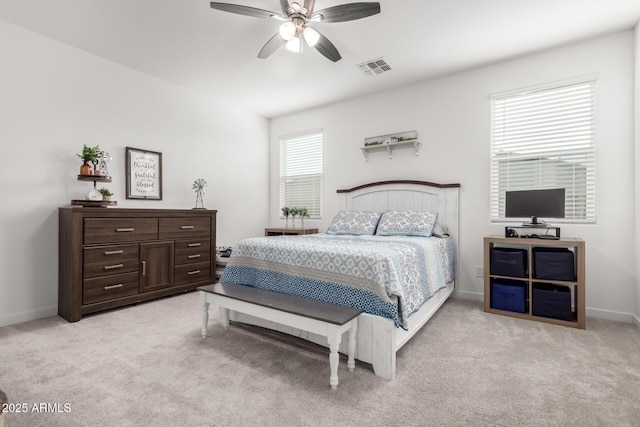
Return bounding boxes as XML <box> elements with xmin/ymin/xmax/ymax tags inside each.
<box><xmin>142</xmin><ymin>261</ymin><xmax>146</xmax><ymax>276</ymax></box>
<box><xmin>116</xmin><ymin>228</ymin><xmax>135</xmax><ymax>232</ymax></box>
<box><xmin>187</xmin><ymin>243</ymin><xmax>201</xmax><ymax>247</ymax></box>
<box><xmin>187</xmin><ymin>270</ymin><xmax>201</xmax><ymax>275</ymax></box>
<box><xmin>104</xmin><ymin>264</ymin><xmax>124</xmax><ymax>270</ymax></box>
<box><xmin>187</xmin><ymin>254</ymin><xmax>201</xmax><ymax>259</ymax></box>
<box><xmin>104</xmin><ymin>250</ymin><xmax>124</xmax><ymax>255</ymax></box>
<box><xmin>104</xmin><ymin>284</ymin><xmax>123</xmax><ymax>290</ymax></box>
<box><xmin>180</xmin><ymin>225</ymin><xmax>195</xmax><ymax>230</ymax></box>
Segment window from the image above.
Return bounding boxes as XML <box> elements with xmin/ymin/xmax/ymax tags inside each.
<box><xmin>490</xmin><ymin>78</ymin><xmax>596</xmax><ymax>222</ymax></box>
<box><xmin>280</xmin><ymin>130</ymin><xmax>323</xmax><ymax>218</ymax></box>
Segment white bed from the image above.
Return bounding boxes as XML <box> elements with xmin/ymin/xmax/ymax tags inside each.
<box><xmin>227</xmin><ymin>180</ymin><xmax>460</xmax><ymax>380</ymax></box>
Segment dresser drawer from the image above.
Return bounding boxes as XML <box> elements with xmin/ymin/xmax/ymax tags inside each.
<box><xmin>175</xmin><ymin>238</ymin><xmax>211</xmax><ymax>265</ymax></box>
<box><xmin>175</xmin><ymin>261</ymin><xmax>211</xmax><ymax>286</ymax></box>
<box><xmin>159</xmin><ymin>218</ymin><xmax>211</xmax><ymax>239</ymax></box>
<box><xmin>83</xmin><ymin>272</ymin><xmax>139</xmax><ymax>305</ymax></box>
<box><xmin>84</xmin><ymin>218</ymin><xmax>158</xmax><ymax>244</ymax></box>
<box><xmin>84</xmin><ymin>244</ymin><xmax>139</xmax><ymax>279</ymax></box>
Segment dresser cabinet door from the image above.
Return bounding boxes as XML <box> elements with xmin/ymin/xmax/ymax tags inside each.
<box><xmin>139</xmin><ymin>241</ymin><xmax>174</xmax><ymax>293</ymax></box>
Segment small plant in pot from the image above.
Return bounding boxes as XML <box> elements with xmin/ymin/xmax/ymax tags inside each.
<box><xmin>282</xmin><ymin>207</ymin><xmax>295</xmax><ymax>227</ymax></box>
<box><xmin>299</xmin><ymin>207</ymin><xmax>309</xmax><ymax>227</ymax></box>
<box><xmin>98</xmin><ymin>187</ymin><xmax>114</xmax><ymax>201</ymax></box>
<box><xmin>77</xmin><ymin>144</ymin><xmax>102</xmax><ymax>175</ymax></box>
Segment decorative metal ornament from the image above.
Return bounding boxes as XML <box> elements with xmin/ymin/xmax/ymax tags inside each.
<box><xmin>96</xmin><ymin>151</ymin><xmax>112</xmax><ymax>177</ymax></box>
<box><xmin>192</xmin><ymin>178</ymin><xmax>208</xmax><ymax>209</ymax></box>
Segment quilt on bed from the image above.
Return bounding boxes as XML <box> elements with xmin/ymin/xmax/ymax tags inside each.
<box><xmin>219</xmin><ymin>234</ymin><xmax>455</xmax><ymax>329</ymax></box>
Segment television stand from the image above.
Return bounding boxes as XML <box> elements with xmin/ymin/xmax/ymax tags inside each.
<box><xmin>505</xmin><ymin>224</ymin><xmax>561</xmax><ymax>238</ymax></box>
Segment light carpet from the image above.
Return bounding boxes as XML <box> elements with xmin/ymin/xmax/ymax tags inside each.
<box><xmin>1</xmin><ymin>291</ymin><xmax>639</xmax><ymax>427</ymax></box>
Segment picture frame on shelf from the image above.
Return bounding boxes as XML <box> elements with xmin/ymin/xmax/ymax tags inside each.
<box><xmin>125</xmin><ymin>147</ymin><xmax>163</xmax><ymax>200</ymax></box>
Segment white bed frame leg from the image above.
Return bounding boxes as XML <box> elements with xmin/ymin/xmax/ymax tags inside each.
<box><xmin>371</xmin><ymin>319</ymin><xmax>397</xmax><ymax>380</ymax></box>
<box><xmin>219</xmin><ymin>307</ymin><xmax>230</xmax><ymax>330</ymax></box>
<box><xmin>201</xmin><ymin>297</ymin><xmax>209</xmax><ymax>339</ymax></box>
<box><xmin>327</xmin><ymin>330</ymin><xmax>342</xmax><ymax>390</ymax></box>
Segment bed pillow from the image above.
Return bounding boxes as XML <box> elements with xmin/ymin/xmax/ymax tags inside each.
<box><xmin>376</xmin><ymin>210</ymin><xmax>438</xmax><ymax>237</ymax></box>
<box><xmin>431</xmin><ymin>222</ymin><xmax>449</xmax><ymax>237</ymax></box>
<box><xmin>326</xmin><ymin>210</ymin><xmax>382</xmax><ymax>235</ymax></box>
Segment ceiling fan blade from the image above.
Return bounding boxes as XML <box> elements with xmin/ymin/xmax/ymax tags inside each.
<box><xmin>279</xmin><ymin>0</ymin><xmax>290</xmax><ymax>15</ymax></box>
<box><xmin>210</xmin><ymin>2</ymin><xmax>282</xmax><ymax>19</ymax></box>
<box><xmin>304</xmin><ymin>0</ymin><xmax>316</xmax><ymax>16</ymax></box>
<box><xmin>258</xmin><ymin>33</ymin><xmax>285</xmax><ymax>59</ymax></box>
<box><xmin>313</xmin><ymin>30</ymin><xmax>341</xmax><ymax>62</ymax></box>
<box><xmin>313</xmin><ymin>2</ymin><xmax>380</xmax><ymax>23</ymax></box>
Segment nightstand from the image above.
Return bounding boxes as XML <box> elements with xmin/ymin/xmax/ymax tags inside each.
<box><xmin>265</xmin><ymin>227</ymin><xmax>318</xmax><ymax>236</ymax></box>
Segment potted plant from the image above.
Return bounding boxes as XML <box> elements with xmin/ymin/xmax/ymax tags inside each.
<box><xmin>290</xmin><ymin>207</ymin><xmax>299</xmax><ymax>227</ymax></box>
<box><xmin>77</xmin><ymin>144</ymin><xmax>102</xmax><ymax>175</ymax></box>
<box><xmin>98</xmin><ymin>187</ymin><xmax>114</xmax><ymax>201</ymax></box>
<box><xmin>300</xmin><ymin>207</ymin><xmax>309</xmax><ymax>228</ymax></box>
<box><xmin>281</xmin><ymin>207</ymin><xmax>291</xmax><ymax>227</ymax></box>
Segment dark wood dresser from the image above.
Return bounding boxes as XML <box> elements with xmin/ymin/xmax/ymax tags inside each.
<box><xmin>58</xmin><ymin>207</ymin><xmax>217</xmax><ymax>322</ymax></box>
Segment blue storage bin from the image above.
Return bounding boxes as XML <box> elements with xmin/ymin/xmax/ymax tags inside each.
<box><xmin>491</xmin><ymin>279</ymin><xmax>527</xmax><ymax>313</ymax></box>
<box><xmin>490</xmin><ymin>247</ymin><xmax>527</xmax><ymax>277</ymax></box>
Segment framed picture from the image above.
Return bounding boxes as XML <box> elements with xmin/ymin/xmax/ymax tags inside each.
<box><xmin>125</xmin><ymin>147</ymin><xmax>163</xmax><ymax>200</ymax></box>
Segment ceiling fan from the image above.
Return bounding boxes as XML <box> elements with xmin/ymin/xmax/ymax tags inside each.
<box><xmin>209</xmin><ymin>1</ymin><xmax>381</xmax><ymax>62</ymax></box>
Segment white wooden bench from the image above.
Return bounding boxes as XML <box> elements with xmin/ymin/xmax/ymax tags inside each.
<box><xmin>199</xmin><ymin>283</ymin><xmax>361</xmax><ymax>389</ymax></box>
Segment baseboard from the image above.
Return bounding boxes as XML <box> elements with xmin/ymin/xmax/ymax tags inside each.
<box><xmin>455</xmin><ymin>290</ymin><xmax>637</xmax><ymax>324</ymax></box>
<box><xmin>633</xmin><ymin>314</ymin><xmax>640</xmax><ymax>331</ymax></box>
<box><xmin>453</xmin><ymin>290</ymin><xmax>483</xmax><ymax>302</ymax></box>
<box><xmin>585</xmin><ymin>307</ymin><xmax>636</xmax><ymax>323</ymax></box>
<box><xmin>0</xmin><ymin>307</ymin><xmax>58</xmax><ymax>328</ymax></box>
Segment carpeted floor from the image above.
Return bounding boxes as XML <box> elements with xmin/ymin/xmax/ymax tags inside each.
<box><xmin>1</xmin><ymin>291</ymin><xmax>639</xmax><ymax>427</ymax></box>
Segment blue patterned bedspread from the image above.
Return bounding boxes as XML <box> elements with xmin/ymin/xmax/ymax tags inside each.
<box><xmin>219</xmin><ymin>234</ymin><xmax>456</xmax><ymax>329</ymax></box>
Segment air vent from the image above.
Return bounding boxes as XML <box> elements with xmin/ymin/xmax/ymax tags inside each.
<box><xmin>356</xmin><ymin>58</ymin><xmax>392</xmax><ymax>76</ymax></box>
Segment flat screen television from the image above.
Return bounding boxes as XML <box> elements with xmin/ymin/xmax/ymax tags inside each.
<box><xmin>505</xmin><ymin>188</ymin><xmax>565</xmax><ymax>224</ymax></box>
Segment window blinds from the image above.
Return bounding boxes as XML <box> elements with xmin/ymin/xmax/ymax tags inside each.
<box><xmin>490</xmin><ymin>79</ymin><xmax>596</xmax><ymax>222</ymax></box>
<box><xmin>280</xmin><ymin>130</ymin><xmax>323</xmax><ymax>218</ymax></box>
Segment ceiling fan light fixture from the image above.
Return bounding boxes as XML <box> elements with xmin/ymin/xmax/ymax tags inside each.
<box><xmin>285</xmin><ymin>36</ymin><xmax>302</xmax><ymax>53</ymax></box>
<box><xmin>303</xmin><ymin>26</ymin><xmax>320</xmax><ymax>47</ymax></box>
<box><xmin>209</xmin><ymin>1</ymin><xmax>381</xmax><ymax>62</ymax></box>
<box><xmin>279</xmin><ymin>21</ymin><xmax>296</xmax><ymax>41</ymax></box>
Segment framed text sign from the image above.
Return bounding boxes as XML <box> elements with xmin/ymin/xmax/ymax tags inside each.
<box><xmin>126</xmin><ymin>147</ymin><xmax>163</xmax><ymax>200</ymax></box>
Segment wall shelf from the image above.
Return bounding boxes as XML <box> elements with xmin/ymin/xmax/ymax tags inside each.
<box><xmin>72</xmin><ymin>175</ymin><xmax>115</xmax><ymax>207</ymax></box>
<box><xmin>77</xmin><ymin>175</ymin><xmax>112</xmax><ymax>183</ymax></box>
<box><xmin>71</xmin><ymin>200</ymin><xmax>117</xmax><ymax>207</ymax></box>
<box><xmin>362</xmin><ymin>130</ymin><xmax>419</xmax><ymax>161</ymax></box>
<box><xmin>361</xmin><ymin>139</ymin><xmax>421</xmax><ymax>161</ymax></box>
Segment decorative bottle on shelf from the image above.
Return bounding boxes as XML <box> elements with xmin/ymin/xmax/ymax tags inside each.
<box><xmin>79</xmin><ymin>161</ymin><xmax>92</xmax><ymax>176</ymax></box>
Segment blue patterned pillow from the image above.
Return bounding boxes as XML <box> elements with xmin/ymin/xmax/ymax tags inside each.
<box><xmin>326</xmin><ymin>210</ymin><xmax>382</xmax><ymax>235</ymax></box>
<box><xmin>376</xmin><ymin>210</ymin><xmax>438</xmax><ymax>237</ymax></box>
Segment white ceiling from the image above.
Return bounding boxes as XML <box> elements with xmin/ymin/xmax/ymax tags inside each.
<box><xmin>1</xmin><ymin>0</ymin><xmax>640</xmax><ymax>118</ymax></box>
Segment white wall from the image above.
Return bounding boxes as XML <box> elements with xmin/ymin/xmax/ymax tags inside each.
<box><xmin>0</xmin><ymin>20</ymin><xmax>269</xmax><ymax>327</ymax></box>
<box><xmin>270</xmin><ymin>31</ymin><xmax>637</xmax><ymax>322</ymax></box>
<box><xmin>635</xmin><ymin>23</ymin><xmax>640</xmax><ymax>326</ymax></box>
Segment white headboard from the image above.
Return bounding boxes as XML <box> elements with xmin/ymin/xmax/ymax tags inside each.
<box><xmin>336</xmin><ymin>180</ymin><xmax>460</xmax><ymax>244</ymax></box>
